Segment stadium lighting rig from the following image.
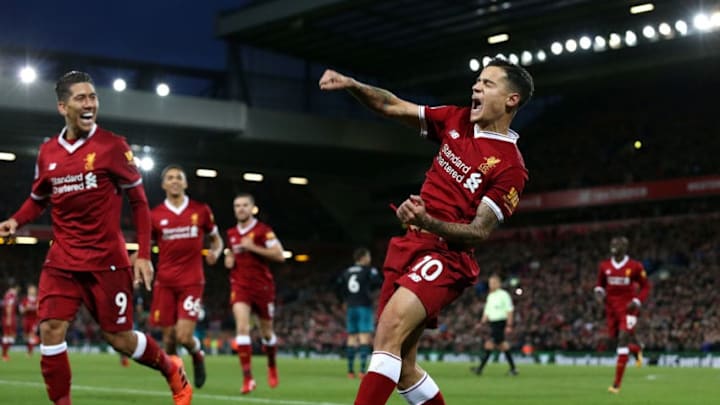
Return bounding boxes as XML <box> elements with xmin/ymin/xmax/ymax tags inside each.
<box><xmin>113</xmin><ymin>78</ymin><xmax>127</xmax><ymax>92</ymax></box>
<box><xmin>469</xmin><ymin>8</ymin><xmax>720</xmax><ymax>71</ymax></box>
<box><xmin>19</xmin><ymin>66</ymin><xmax>37</xmax><ymax>84</ymax></box>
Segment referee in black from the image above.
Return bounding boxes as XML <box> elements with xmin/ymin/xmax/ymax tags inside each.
<box><xmin>471</xmin><ymin>274</ymin><xmax>518</xmax><ymax>376</ymax></box>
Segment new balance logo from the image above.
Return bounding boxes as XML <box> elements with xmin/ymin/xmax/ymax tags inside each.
<box><xmin>84</xmin><ymin>172</ymin><xmax>98</xmax><ymax>189</ymax></box>
<box><xmin>116</xmin><ymin>316</ymin><xmax>127</xmax><ymax>324</ymax></box>
<box><xmin>463</xmin><ymin>173</ymin><xmax>483</xmax><ymax>193</ymax></box>
<box><xmin>449</xmin><ymin>130</ymin><xmax>460</xmax><ymax>139</ymax></box>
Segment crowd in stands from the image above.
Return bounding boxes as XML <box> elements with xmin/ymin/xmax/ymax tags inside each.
<box><xmin>2</xmin><ymin>214</ymin><xmax>718</xmax><ymax>355</ymax></box>
<box><xmin>270</xmin><ymin>215</ymin><xmax>720</xmax><ymax>355</ymax></box>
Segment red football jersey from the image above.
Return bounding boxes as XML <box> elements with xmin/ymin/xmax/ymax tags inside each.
<box><xmin>595</xmin><ymin>256</ymin><xmax>650</xmax><ymax>308</ymax></box>
<box><xmin>2</xmin><ymin>290</ymin><xmax>18</xmax><ymax>325</ymax></box>
<box><xmin>226</xmin><ymin>219</ymin><xmax>279</xmax><ymax>290</ymax></box>
<box><xmin>419</xmin><ymin>105</ymin><xmax>528</xmax><ymax>225</ymax></box>
<box><xmin>27</xmin><ymin>125</ymin><xmax>143</xmax><ymax>271</ymax></box>
<box><xmin>151</xmin><ymin>197</ymin><xmax>218</xmax><ymax>286</ymax></box>
<box><xmin>19</xmin><ymin>296</ymin><xmax>38</xmax><ymax>321</ymax></box>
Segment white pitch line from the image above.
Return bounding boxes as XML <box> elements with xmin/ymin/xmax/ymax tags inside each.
<box><xmin>0</xmin><ymin>379</ymin><xmax>348</xmax><ymax>405</ymax></box>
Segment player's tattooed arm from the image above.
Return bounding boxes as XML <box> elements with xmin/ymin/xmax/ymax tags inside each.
<box><xmin>318</xmin><ymin>69</ymin><xmax>419</xmax><ymax>128</ymax></box>
<box><xmin>396</xmin><ymin>195</ymin><xmax>498</xmax><ymax>245</ymax></box>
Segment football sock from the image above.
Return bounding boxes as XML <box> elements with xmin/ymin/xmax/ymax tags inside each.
<box><xmin>398</xmin><ymin>372</ymin><xmax>445</xmax><ymax>405</ymax></box>
<box><xmin>40</xmin><ymin>342</ymin><xmax>71</xmax><ymax>403</ymax></box>
<box><xmin>262</xmin><ymin>333</ymin><xmax>277</xmax><ymax>368</ymax></box>
<box><xmin>236</xmin><ymin>335</ymin><xmax>253</xmax><ymax>378</ymax></box>
<box><xmin>354</xmin><ymin>351</ymin><xmax>401</xmax><ymax>405</ymax></box>
<box><xmin>613</xmin><ymin>347</ymin><xmax>629</xmax><ymax>388</ymax></box>
<box><xmin>347</xmin><ymin>345</ymin><xmax>357</xmax><ymax>373</ymax></box>
<box><xmin>131</xmin><ymin>331</ymin><xmax>174</xmax><ymax>378</ymax></box>
<box><xmin>358</xmin><ymin>344</ymin><xmax>371</xmax><ymax>373</ymax></box>
<box><xmin>504</xmin><ymin>350</ymin><xmax>516</xmax><ymax>371</ymax></box>
<box><xmin>478</xmin><ymin>350</ymin><xmax>492</xmax><ymax>371</ymax></box>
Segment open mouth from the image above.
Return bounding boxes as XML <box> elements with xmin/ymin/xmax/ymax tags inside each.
<box><xmin>471</xmin><ymin>98</ymin><xmax>483</xmax><ymax>112</ymax></box>
<box><xmin>80</xmin><ymin>112</ymin><xmax>94</xmax><ymax>124</ymax></box>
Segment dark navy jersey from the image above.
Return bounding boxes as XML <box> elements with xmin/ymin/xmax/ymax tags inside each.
<box><xmin>337</xmin><ymin>265</ymin><xmax>382</xmax><ymax>307</ymax></box>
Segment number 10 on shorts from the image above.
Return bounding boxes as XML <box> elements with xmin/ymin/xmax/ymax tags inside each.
<box><xmin>409</xmin><ymin>255</ymin><xmax>444</xmax><ymax>282</ymax></box>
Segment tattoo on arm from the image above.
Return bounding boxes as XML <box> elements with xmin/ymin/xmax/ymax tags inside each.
<box><xmin>348</xmin><ymin>83</ymin><xmax>398</xmax><ymax>114</ymax></box>
<box><xmin>420</xmin><ymin>202</ymin><xmax>499</xmax><ymax>245</ymax></box>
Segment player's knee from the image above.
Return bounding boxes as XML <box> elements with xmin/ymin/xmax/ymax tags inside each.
<box><xmin>103</xmin><ymin>331</ymin><xmax>133</xmax><ymax>355</ymax></box>
<box><xmin>175</xmin><ymin>330</ymin><xmax>193</xmax><ymax>346</ymax></box>
<box><xmin>39</xmin><ymin>320</ymin><xmax>67</xmax><ymax>344</ymax></box>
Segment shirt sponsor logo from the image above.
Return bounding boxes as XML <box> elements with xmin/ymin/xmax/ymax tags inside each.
<box><xmin>436</xmin><ymin>143</ymin><xmax>472</xmax><ymax>182</ymax></box>
<box><xmin>607</xmin><ymin>276</ymin><xmax>630</xmax><ymax>285</ymax></box>
<box><xmin>50</xmin><ymin>172</ymin><xmax>97</xmax><ymax>194</ymax></box>
<box><xmin>161</xmin><ymin>226</ymin><xmax>199</xmax><ymax>240</ymax></box>
<box><xmin>463</xmin><ymin>173</ymin><xmax>483</xmax><ymax>193</ymax></box>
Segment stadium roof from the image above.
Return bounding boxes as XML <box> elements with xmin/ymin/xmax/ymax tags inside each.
<box><xmin>217</xmin><ymin>0</ymin><xmax>720</xmax><ymax>102</ymax></box>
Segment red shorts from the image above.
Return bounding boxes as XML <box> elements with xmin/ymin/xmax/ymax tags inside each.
<box><xmin>378</xmin><ymin>231</ymin><xmax>479</xmax><ymax>328</ymax></box>
<box><xmin>230</xmin><ymin>284</ymin><xmax>275</xmax><ymax>320</ymax></box>
<box><xmin>23</xmin><ymin>318</ymin><xmax>39</xmax><ymax>335</ymax></box>
<box><xmin>606</xmin><ymin>306</ymin><xmax>639</xmax><ymax>337</ymax></box>
<box><xmin>150</xmin><ymin>284</ymin><xmax>204</xmax><ymax>327</ymax></box>
<box><xmin>38</xmin><ymin>266</ymin><xmax>135</xmax><ymax>333</ymax></box>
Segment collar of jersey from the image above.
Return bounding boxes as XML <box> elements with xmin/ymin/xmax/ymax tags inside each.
<box><xmin>57</xmin><ymin>124</ymin><xmax>98</xmax><ymax>154</ymax></box>
<box><xmin>473</xmin><ymin>124</ymin><xmax>519</xmax><ymax>144</ymax></box>
<box><xmin>237</xmin><ymin>218</ymin><xmax>258</xmax><ymax>234</ymax></box>
<box><xmin>611</xmin><ymin>255</ymin><xmax>629</xmax><ymax>269</ymax></box>
<box><xmin>164</xmin><ymin>195</ymin><xmax>189</xmax><ymax>216</ymax></box>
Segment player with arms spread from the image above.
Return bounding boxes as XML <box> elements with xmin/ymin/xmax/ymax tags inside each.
<box><xmin>594</xmin><ymin>236</ymin><xmax>650</xmax><ymax>394</ymax></box>
<box><xmin>0</xmin><ymin>71</ymin><xmax>192</xmax><ymax>405</ymax></box>
<box><xmin>224</xmin><ymin>193</ymin><xmax>286</xmax><ymax>394</ymax></box>
<box><xmin>149</xmin><ymin>164</ymin><xmax>223</xmax><ymax>388</ymax></box>
<box><xmin>19</xmin><ymin>284</ymin><xmax>40</xmax><ymax>356</ymax></box>
<box><xmin>319</xmin><ymin>58</ymin><xmax>533</xmax><ymax>405</ymax></box>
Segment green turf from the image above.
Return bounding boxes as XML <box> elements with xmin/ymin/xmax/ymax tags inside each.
<box><xmin>0</xmin><ymin>353</ymin><xmax>718</xmax><ymax>404</ymax></box>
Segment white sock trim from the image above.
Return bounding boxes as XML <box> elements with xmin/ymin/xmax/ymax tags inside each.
<box><xmin>131</xmin><ymin>331</ymin><xmax>147</xmax><ymax>359</ymax></box>
<box><xmin>617</xmin><ymin>347</ymin><xmax>629</xmax><ymax>355</ymax></box>
<box><xmin>190</xmin><ymin>336</ymin><xmax>201</xmax><ymax>353</ymax></box>
<box><xmin>262</xmin><ymin>333</ymin><xmax>277</xmax><ymax>346</ymax></box>
<box><xmin>40</xmin><ymin>342</ymin><xmax>67</xmax><ymax>356</ymax></box>
<box><xmin>367</xmin><ymin>351</ymin><xmax>401</xmax><ymax>382</ymax></box>
<box><xmin>398</xmin><ymin>372</ymin><xmax>440</xmax><ymax>405</ymax></box>
<box><xmin>236</xmin><ymin>335</ymin><xmax>251</xmax><ymax>346</ymax></box>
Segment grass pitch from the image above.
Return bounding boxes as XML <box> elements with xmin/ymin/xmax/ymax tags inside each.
<box><xmin>0</xmin><ymin>352</ymin><xmax>717</xmax><ymax>404</ymax></box>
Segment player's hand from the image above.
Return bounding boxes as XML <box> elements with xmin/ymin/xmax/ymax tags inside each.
<box><xmin>318</xmin><ymin>69</ymin><xmax>354</xmax><ymax>91</ymax></box>
<box><xmin>133</xmin><ymin>258</ymin><xmax>154</xmax><ymax>292</ymax></box>
<box><xmin>396</xmin><ymin>195</ymin><xmax>429</xmax><ymax>227</ymax></box>
<box><xmin>0</xmin><ymin>218</ymin><xmax>18</xmax><ymax>237</ymax></box>
<box><xmin>205</xmin><ymin>250</ymin><xmax>218</xmax><ymax>266</ymax></box>
<box><xmin>594</xmin><ymin>290</ymin><xmax>605</xmax><ymax>303</ymax></box>
<box><xmin>627</xmin><ymin>300</ymin><xmax>640</xmax><ymax>311</ymax></box>
<box><xmin>224</xmin><ymin>248</ymin><xmax>235</xmax><ymax>269</ymax></box>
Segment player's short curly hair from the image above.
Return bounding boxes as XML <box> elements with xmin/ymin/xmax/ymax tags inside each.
<box><xmin>485</xmin><ymin>58</ymin><xmax>534</xmax><ymax>109</ymax></box>
<box><xmin>55</xmin><ymin>71</ymin><xmax>94</xmax><ymax>101</ymax></box>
